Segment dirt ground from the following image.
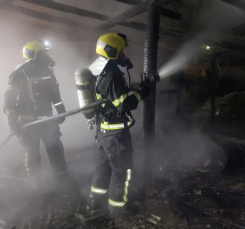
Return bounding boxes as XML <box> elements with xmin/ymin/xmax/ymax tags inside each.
<box><xmin>1</xmin><ymin>140</ymin><xmax>245</xmax><ymax>229</ymax></box>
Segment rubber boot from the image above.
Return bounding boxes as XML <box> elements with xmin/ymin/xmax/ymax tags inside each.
<box><xmin>86</xmin><ymin>193</ymin><xmax>109</xmax><ymax>221</ymax></box>
<box><xmin>110</xmin><ymin>202</ymin><xmax>139</xmax><ymax>221</ymax></box>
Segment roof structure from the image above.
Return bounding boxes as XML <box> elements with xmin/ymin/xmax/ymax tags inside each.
<box><xmin>1</xmin><ymin>1</ymin><xmax>245</xmax><ymax>41</ymax></box>
<box><xmin>1</xmin><ymin>0</ymin><xmax>245</xmax><ymax>69</ymax></box>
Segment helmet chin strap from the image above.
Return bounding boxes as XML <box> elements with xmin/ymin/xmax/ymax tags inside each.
<box><xmin>127</xmin><ymin>68</ymin><xmax>131</xmax><ymax>88</ymax></box>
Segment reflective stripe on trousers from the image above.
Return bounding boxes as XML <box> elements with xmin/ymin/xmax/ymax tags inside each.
<box><xmin>109</xmin><ymin>169</ymin><xmax>132</xmax><ymax>207</ymax></box>
<box><xmin>25</xmin><ymin>153</ymin><xmax>31</xmax><ymax>176</ymax></box>
<box><xmin>91</xmin><ymin>186</ymin><xmax>108</xmax><ymax>194</ymax></box>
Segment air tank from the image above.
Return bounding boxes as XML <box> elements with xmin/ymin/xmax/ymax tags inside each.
<box><xmin>75</xmin><ymin>68</ymin><xmax>96</xmax><ymax>119</ymax></box>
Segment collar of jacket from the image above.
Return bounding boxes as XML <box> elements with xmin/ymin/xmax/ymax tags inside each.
<box><xmin>88</xmin><ymin>56</ymin><xmax>109</xmax><ymax>76</ymax></box>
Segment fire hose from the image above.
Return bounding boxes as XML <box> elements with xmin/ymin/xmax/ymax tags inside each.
<box><xmin>0</xmin><ymin>99</ymin><xmax>107</xmax><ymax>151</ymax></box>
<box><xmin>0</xmin><ymin>73</ymin><xmax>160</xmax><ymax>151</ymax></box>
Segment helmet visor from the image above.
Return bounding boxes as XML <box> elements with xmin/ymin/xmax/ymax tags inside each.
<box><xmin>97</xmin><ymin>40</ymin><xmax>117</xmax><ymax>59</ymax></box>
<box><xmin>119</xmin><ymin>48</ymin><xmax>128</xmax><ymax>60</ymax></box>
<box><xmin>23</xmin><ymin>48</ymin><xmax>35</xmax><ymax>59</ymax></box>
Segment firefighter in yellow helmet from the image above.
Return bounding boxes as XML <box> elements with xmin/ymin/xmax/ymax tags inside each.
<box><xmin>88</xmin><ymin>33</ymin><xmax>150</xmax><ymax>218</ymax></box>
<box><xmin>4</xmin><ymin>40</ymin><xmax>67</xmax><ymax>180</ymax></box>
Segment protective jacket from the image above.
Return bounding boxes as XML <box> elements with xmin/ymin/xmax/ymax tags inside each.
<box><xmin>4</xmin><ymin>61</ymin><xmax>65</xmax><ymax>125</ymax></box>
<box><xmin>95</xmin><ymin>61</ymin><xmax>142</xmax><ymax>131</ymax></box>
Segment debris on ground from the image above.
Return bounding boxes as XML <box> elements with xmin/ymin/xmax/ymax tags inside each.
<box><xmin>1</xmin><ymin>145</ymin><xmax>245</xmax><ymax>228</ymax></box>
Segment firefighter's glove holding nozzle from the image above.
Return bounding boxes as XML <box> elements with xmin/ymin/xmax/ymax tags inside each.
<box><xmin>130</xmin><ymin>82</ymin><xmax>150</xmax><ymax>99</ymax></box>
<box><xmin>138</xmin><ymin>84</ymin><xmax>151</xmax><ymax>100</ymax></box>
<box><xmin>130</xmin><ymin>82</ymin><xmax>141</xmax><ymax>91</ymax></box>
<box><xmin>54</xmin><ymin>102</ymin><xmax>66</xmax><ymax>124</ymax></box>
<box><xmin>137</xmin><ymin>73</ymin><xmax>160</xmax><ymax>99</ymax></box>
<box><xmin>141</xmin><ymin>73</ymin><xmax>159</xmax><ymax>86</ymax></box>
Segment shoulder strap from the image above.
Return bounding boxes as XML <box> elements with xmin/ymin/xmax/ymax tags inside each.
<box><xmin>96</xmin><ymin>73</ymin><xmax>113</xmax><ymax>95</ymax></box>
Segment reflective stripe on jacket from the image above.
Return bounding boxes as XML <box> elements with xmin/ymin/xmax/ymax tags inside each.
<box><xmin>95</xmin><ymin>61</ymin><xmax>140</xmax><ymax>130</ymax></box>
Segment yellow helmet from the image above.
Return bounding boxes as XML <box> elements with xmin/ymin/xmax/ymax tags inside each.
<box><xmin>96</xmin><ymin>33</ymin><xmax>127</xmax><ymax>60</ymax></box>
<box><xmin>22</xmin><ymin>40</ymin><xmax>50</xmax><ymax>60</ymax></box>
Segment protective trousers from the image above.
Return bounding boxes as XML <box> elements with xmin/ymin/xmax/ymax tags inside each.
<box><xmin>91</xmin><ymin>128</ymin><xmax>134</xmax><ymax>214</ymax></box>
<box><xmin>18</xmin><ymin>121</ymin><xmax>67</xmax><ymax>177</ymax></box>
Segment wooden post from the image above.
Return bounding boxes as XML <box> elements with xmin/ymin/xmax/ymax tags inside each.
<box><xmin>142</xmin><ymin>4</ymin><xmax>160</xmax><ymax>198</ymax></box>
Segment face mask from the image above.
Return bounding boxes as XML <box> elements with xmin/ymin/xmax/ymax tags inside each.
<box><xmin>117</xmin><ymin>50</ymin><xmax>133</xmax><ymax>70</ymax></box>
<box><xmin>36</xmin><ymin>50</ymin><xmax>55</xmax><ymax>67</ymax></box>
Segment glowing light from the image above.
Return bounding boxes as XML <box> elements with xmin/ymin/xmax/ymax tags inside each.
<box><xmin>44</xmin><ymin>41</ymin><xmax>50</xmax><ymax>46</ymax></box>
<box><xmin>206</xmin><ymin>46</ymin><xmax>210</xmax><ymax>50</ymax></box>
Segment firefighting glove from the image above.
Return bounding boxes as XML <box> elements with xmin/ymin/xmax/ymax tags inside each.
<box><xmin>138</xmin><ymin>84</ymin><xmax>151</xmax><ymax>100</ymax></box>
<box><xmin>55</xmin><ymin>102</ymin><xmax>66</xmax><ymax>124</ymax></box>
<box><xmin>130</xmin><ymin>82</ymin><xmax>141</xmax><ymax>91</ymax></box>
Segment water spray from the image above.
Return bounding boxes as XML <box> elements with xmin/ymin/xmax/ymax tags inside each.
<box><xmin>158</xmin><ymin>36</ymin><xmax>207</xmax><ymax>80</ymax></box>
<box><xmin>220</xmin><ymin>0</ymin><xmax>245</xmax><ymax>12</ymax></box>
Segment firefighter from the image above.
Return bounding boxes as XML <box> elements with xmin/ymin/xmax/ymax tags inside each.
<box><xmin>88</xmin><ymin>33</ymin><xmax>150</xmax><ymax>218</ymax></box>
<box><xmin>4</xmin><ymin>40</ymin><xmax>67</xmax><ymax>180</ymax></box>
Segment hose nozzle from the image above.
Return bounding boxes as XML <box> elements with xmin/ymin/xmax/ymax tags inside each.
<box><xmin>141</xmin><ymin>73</ymin><xmax>160</xmax><ymax>87</ymax></box>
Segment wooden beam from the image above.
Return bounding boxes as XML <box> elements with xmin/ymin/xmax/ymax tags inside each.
<box><xmin>0</xmin><ymin>2</ymin><xmax>89</xmax><ymax>29</ymax></box>
<box><xmin>116</xmin><ymin>0</ymin><xmax>142</xmax><ymax>5</ymax></box>
<box><xmin>92</xmin><ymin>0</ymin><xmax>155</xmax><ymax>32</ymax></box>
<box><xmin>116</xmin><ymin>0</ymin><xmax>182</xmax><ymax>20</ymax></box>
<box><xmin>19</xmin><ymin>0</ymin><xmax>183</xmax><ymax>37</ymax></box>
<box><xmin>20</xmin><ymin>0</ymin><xmax>109</xmax><ymax>21</ymax></box>
<box><xmin>0</xmin><ymin>6</ymin><xmax>89</xmax><ymax>41</ymax></box>
<box><xmin>93</xmin><ymin>0</ymin><xmax>176</xmax><ymax>32</ymax></box>
<box><xmin>5</xmin><ymin>0</ymin><xmax>232</xmax><ymax>47</ymax></box>
<box><xmin>116</xmin><ymin>0</ymin><xmax>180</xmax><ymax>5</ymax></box>
<box><xmin>3</xmin><ymin>1</ymin><xmax>187</xmax><ymax>40</ymax></box>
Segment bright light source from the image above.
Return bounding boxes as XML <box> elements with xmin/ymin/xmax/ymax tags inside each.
<box><xmin>44</xmin><ymin>41</ymin><xmax>50</xmax><ymax>46</ymax></box>
<box><xmin>206</xmin><ymin>46</ymin><xmax>210</xmax><ymax>50</ymax></box>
